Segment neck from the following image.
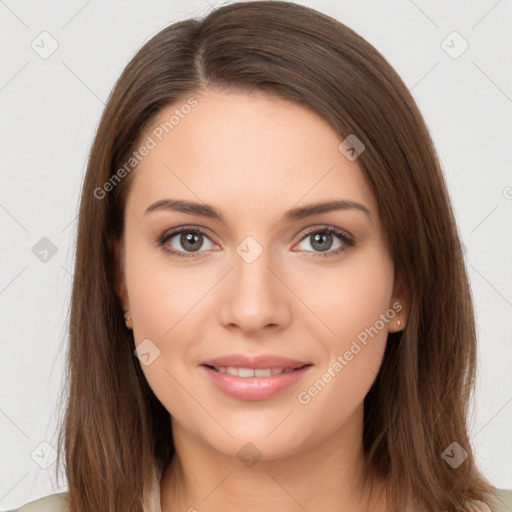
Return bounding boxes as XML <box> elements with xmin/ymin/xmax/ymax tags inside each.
<box><xmin>160</xmin><ymin>405</ymin><xmax>389</xmax><ymax>512</ymax></box>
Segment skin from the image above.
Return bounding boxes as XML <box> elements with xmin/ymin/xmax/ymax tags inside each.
<box><xmin>115</xmin><ymin>89</ymin><xmax>408</xmax><ymax>512</ymax></box>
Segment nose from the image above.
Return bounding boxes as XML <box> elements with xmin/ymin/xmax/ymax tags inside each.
<box><xmin>218</xmin><ymin>245</ymin><xmax>292</xmax><ymax>335</ymax></box>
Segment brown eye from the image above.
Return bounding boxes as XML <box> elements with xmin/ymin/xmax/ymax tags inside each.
<box><xmin>178</xmin><ymin>232</ymin><xmax>204</xmax><ymax>252</ymax></box>
<box><xmin>157</xmin><ymin>228</ymin><xmax>217</xmax><ymax>257</ymax></box>
<box><xmin>295</xmin><ymin>227</ymin><xmax>354</xmax><ymax>257</ymax></box>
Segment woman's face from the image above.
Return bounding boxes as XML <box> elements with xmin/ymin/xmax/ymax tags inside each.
<box><xmin>115</xmin><ymin>89</ymin><xmax>405</xmax><ymax>460</ymax></box>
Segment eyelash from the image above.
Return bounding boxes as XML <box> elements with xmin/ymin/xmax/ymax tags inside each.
<box><xmin>157</xmin><ymin>226</ymin><xmax>355</xmax><ymax>258</ymax></box>
<box><xmin>156</xmin><ymin>225</ymin><xmax>355</xmax><ymax>259</ymax></box>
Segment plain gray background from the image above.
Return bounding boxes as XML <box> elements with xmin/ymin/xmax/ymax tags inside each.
<box><xmin>1</xmin><ymin>0</ymin><xmax>511</xmax><ymax>509</ymax></box>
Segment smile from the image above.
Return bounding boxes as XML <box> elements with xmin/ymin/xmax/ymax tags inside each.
<box><xmin>207</xmin><ymin>365</ymin><xmax>299</xmax><ymax>377</ymax></box>
<box><xmin>200</xmin><ymin>362</ymin><xmax>313</xmax><ymax>400</ymax></box>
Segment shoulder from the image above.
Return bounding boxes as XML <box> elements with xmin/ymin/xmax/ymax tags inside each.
<box><xmin>9</xmin><ymin>488</ymin><xmax>511</xmax><ymax>512</ymax></box>
<box><xmin>462</xmin><ymin>487</ymin><xmax>512</xmax><ymax>512</ymax></box>
<box><xmin>8</xmin><ymin>492</ymin><xmax>69</xmax><ymax>512</ymax></box>
<box><xmin>485</xmin><ymin>487</ymin><xmax>512</xmax><ymax>512</ymax></box>
<box><xmin>404</xmin><ymin>488</ymin><xmax>512</xmax><ymax>512</ymax></box>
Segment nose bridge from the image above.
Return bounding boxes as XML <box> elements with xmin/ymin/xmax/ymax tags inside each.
<box><xmin>236</xmin><ymin>244</ymin><xmax>273</xmax><ymax>293</ymax></box>
<box><xmin>218</xmin><ymin>235</ymin><xmax>290</xmax><ymax>331</ymax></box>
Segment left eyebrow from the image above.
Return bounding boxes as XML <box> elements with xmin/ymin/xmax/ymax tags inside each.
<box><xmin>280</xmin><ymin>199</ymin><xmax>372</xmax><ymax>224</ymax></box>
<box><xmin>144</xmin><ymin>198</ymin><xmax>372</xmax><ymax>224</ymax></box>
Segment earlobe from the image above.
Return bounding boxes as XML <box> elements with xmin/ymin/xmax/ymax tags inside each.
<box><xmin>123</xmin><ymin>311</ymin><xmax>133</xmax><ymax>330</ymax></box>
<box><xmin>389</xmin><ymin>275</ymin><xmax>408</xmax><ymax>333</ymax></box>
<box><xmin>388</xmin><ymin>303</ymin><xmax>406</xmax><ymax>333</ymax></box>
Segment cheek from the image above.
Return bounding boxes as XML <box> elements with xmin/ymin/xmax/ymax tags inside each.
<box><xmin>292</xmin><ymin>249</ymin><xmax>394</xmax><ymax>418</ymax></box>
<box><xmin>125</xmin><ymin>242</ymin><xmax>209</xmax><ymax>341</ymax></box>
<box><xmin>124</xmin><ymin>245</ymin><xmax>204</xmax><ymax>414</ymax></box>
<box><xmin>296</xmin><ymin>247</ymin><xmax>395</xmax><ymax>345</ymax></box>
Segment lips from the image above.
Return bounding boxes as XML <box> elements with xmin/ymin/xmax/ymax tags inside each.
<box><xmin>200</xmin><ymin>354</ymin><xmax>313</xmax><ymax>400</ymax></box>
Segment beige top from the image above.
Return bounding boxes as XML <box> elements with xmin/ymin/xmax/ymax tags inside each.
<box><xmin>9</xmin><ymin>464</ymin><xmax>512</xmax><ymax>512</ymax></box>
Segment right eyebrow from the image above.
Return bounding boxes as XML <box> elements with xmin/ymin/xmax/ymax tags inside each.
<box><xmin>145</xmin><ymin>199</ymin><xmax>225</xmax><ymax>222</ymax></box>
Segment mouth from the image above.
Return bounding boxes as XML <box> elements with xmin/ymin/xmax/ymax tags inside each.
<box><xmin>199</xmin><ymin>358</ymin><xmax>314</xmax><ymax>400</ymax></box>
<box><xmin>202</xmin><ymin>364</ymin><xmax>310</xmax><ymax>377</ymax></box>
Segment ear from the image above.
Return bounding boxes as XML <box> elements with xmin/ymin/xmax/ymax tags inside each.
<box><xmin>388</xmin><ymin>273</ymin><xmax>408</xmax><ymax>333</ymax></box>
<box><xmin>110</xmin><ymin>236</ymin><xmax>129</xmax><ymax>312</ymax></box>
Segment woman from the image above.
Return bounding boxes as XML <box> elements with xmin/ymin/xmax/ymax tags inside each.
<box><xmin>13</xmin><ymin>1</ymin><xmax>511</xmax><ymax>511</ymax></box>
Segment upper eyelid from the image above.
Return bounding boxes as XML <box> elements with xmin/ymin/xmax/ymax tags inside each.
<box><xmin>299</xmin><ymin>225</ymin><xmax>351</xmax><ymax>238</ymax></box>
<box><xmin>161</xmin><ymin>224</ymin><xmax>352</xmax><ymax>248</ymax></box>
<box><xmin>161</xmin><ymin>225</ymin><xmax>218</xmax><ymax>245</ymax></box>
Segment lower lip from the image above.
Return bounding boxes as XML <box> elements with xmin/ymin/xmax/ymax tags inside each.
<box><xmin>200</xmin><ymin>364</ymin><xmax>313</xmax><ymax>401</ymax></box>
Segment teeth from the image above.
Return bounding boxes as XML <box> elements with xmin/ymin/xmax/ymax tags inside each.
<box><xmin>212</xmin><ymin>366</ymin><xmax>296</xmax><ymax>377</ymax></box>
<box><xmin>255</xmin><ymin>369</ymin><xmax>272</xmax><ymax>377</ymax></box>
<box><xmin>238</xmin><ymin>367</ymin><xmax>255</xmax><ymax>378</ymax></box>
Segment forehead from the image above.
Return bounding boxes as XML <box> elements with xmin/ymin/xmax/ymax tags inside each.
<box><xmin>126</xmin><ymin>90</ymin><xmax>377</xmax><ymax>219</ymax></box>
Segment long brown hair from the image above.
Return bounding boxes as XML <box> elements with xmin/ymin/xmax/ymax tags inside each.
<box><xmin>56</xmin><ymin>2</ymin><xmax>500</xmax><ymax>511</ymax></box>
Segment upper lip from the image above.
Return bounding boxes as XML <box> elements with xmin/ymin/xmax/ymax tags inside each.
<box><xmin>201</xmin><ymin>354</ymin><xmax>312</xmax><ymax>370</ymax></box>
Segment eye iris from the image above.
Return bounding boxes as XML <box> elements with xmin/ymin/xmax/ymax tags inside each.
<box><xmin>311</xmin><ymin>232</ymin><xmax>333</xmax><ymax>252</ymax></box>
<box><xmin>181</xmin><ymin>232</ymin><xmax>203</xmax><ymax>252</ymax></box>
